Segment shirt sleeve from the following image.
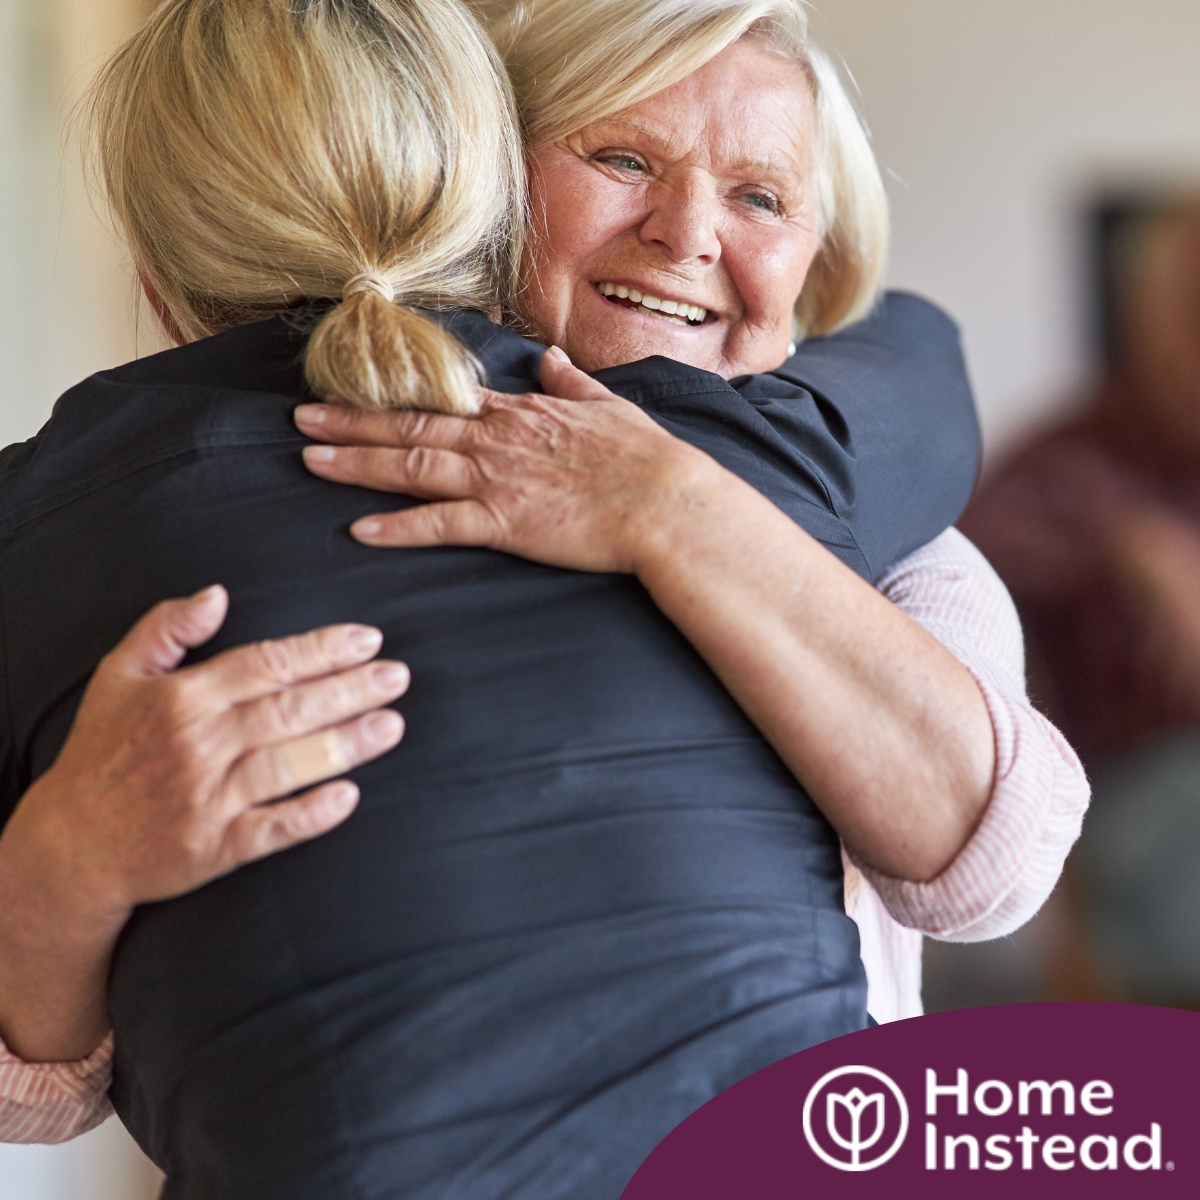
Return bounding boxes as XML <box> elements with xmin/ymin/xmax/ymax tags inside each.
<box><xmin>852</xmin><ymin>527</ymin><xmax>1091</xmax><ymax>941</ymax></box>
<box><xmin>0</xmin><ymin>1030</ymin><xmax>114</xmax><ymax>1144</ymax></box>
<box><xmin>0</xmin><ymin>572</ymin><xmax>24</xmax><ymax>829</ymax></box>
<box><xmin>592</xmin><ymin>292</ymin><xmax>982</xmax><ymax>583</ymax></box>
<box><xmin>735</xmin><ymin>291</ymin><xmax>983</xmax><ymax>578</ymax></box>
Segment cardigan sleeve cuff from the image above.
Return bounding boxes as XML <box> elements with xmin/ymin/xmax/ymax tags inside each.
<box><xmin>0</xmin><ymin>1029</ymin><xmax>114</xmax><ymax>1144</ymax></box>
<box><xmin>854</xmin><ymin>666</ymin><xmax>1089</xmax><ymax>941</ymax></box>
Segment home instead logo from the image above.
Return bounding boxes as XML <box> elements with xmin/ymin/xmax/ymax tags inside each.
<box><xmin>802</xmin><ymin>1066</ymin><xmax>909</xmax><ymax>1171</ymax></box>
<box><xmin>621</xmin><ymin>1005</ymin><xmax>1196</xmax><ymax>1199</ymax></box>
<box><xmin>921</xmin><ymin>1068</ymin><xmax>1163</xmax><ymax>1173</ymax></box>
<box><xmin>803</xmin><ymin>1066</ymin><xmax>1165</xmax><ymax>1175</ymax></box>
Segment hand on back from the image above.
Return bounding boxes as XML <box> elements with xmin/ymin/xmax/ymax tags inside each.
<box><xmin>2</xmin><ymin>585</ymin><xmax>408</xmax><ymax>925</ymax></box>
<box><xmin>295</xmin><ymin>347</ymin><xmax>726</xmax><ymax>575</ymax></box>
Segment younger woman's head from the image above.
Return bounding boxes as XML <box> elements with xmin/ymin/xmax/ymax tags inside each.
<box><xmin>91</xmin><ymin>0</ymin><xmax>523</xmax><ymax>413</ymax></box>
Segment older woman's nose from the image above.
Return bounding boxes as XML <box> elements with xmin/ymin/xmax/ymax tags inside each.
<box><xmin>639</xmin><ymin>176</ymin><xmax>722</xmax><ymax>265</ymax></box>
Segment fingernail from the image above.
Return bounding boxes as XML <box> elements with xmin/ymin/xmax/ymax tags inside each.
<box><xmin>347</xmin><ymin>626</ymin><xmax>384</xmax><ymax>655</ymax></box>
<box><xmin>326</xmin><ymin>781</ymin><xmax>359</xmax><ymax>810</ymax></box>
<box><xmin>295</xmin><ymin>404</ymin><xmax>327</xmax><ymax>426</ymax></box>
<box><xmin>545</xmin><ymin>345</ymin><xmax>570</xmax><ymax>364</ymax></box>
<box><xmin>371</xmin><ymin>662</ymin><xmax>410</xmax><ymax>691</ymax></box>
<box><xmin>192</xmin><ymin>584</ymin><xmax>225</xmax><ymax>605</ymax></box>
<box><xmin>352</xmin><ymin>518</ymin><xmax>383</xmax><ymax>541</ymax></box>
<box><xmin>303</xmin><ymin>445</ymin><xmax>337</xmax><ymax>464</ymax></box>
<box><xmin>364</xmin><ymin>709</ymin><xmax>404</xmax><ymax>742</ymax></box>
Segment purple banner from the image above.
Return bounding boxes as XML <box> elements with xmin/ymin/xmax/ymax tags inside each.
<box><xmin>622</xmin><ymin>1003</ymin><xmax>1200</xmax><ymax>1198</ymax></box>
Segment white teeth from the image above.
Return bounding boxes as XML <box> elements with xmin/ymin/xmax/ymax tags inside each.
<box><xmin>596</xmin><ymin>283</ymin><xmax>708</xmax><ymax>324</ymax></box>
<box><xmin>640</xmin><ymin>306</ymin><xmax>687</xmax><ymax>325</ymax></box>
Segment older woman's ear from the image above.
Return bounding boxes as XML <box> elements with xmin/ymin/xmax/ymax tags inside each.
<box><xmin>136</xmin><ymin>268</ymin><xmax>185</xmax><ymax>347</ymax></box>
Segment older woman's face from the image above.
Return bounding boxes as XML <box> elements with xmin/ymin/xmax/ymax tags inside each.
<box><xmin>522</xmin><ymin>39</ymin><xmax>821</xmax><ymax>379</ymax></box>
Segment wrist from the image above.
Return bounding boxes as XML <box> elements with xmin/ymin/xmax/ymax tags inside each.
<box><xmin>625</xmin><ymin>443</ymin><xmax>741</xmax><ymax>579</ymax></box>
<box><xmin>0</xmin><ymin>830</ymin><xmax>125</xmax><ymax>1055</ymax></box>
<box><xmin>0</xmin><ymin>777</ymin><xmax>132</xmax><ymax>940</ymax></box>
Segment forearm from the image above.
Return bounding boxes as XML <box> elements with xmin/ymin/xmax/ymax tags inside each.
<box><xmin>0</xmin><ymin>791</ymin><xmax>126</xmax><ymax>1062</ymax></box>
<box><xmin>857</xmin><ymin>529</ymin><xmax>1089</xmax><ymax>938</ymax></box>
<box><xmin>633</xmin><ymin>461</ymin><xmax>996</xmax><ymax>882</ymax></box>
<box><xmin>855</xmin><ymin>670</ymin><xmax>1087</xmax><ymax>938</ymax></box>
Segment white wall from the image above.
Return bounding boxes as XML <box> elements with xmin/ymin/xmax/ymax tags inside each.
<box><xmin>0</xmin><ymin>1121</ymin><xmax>162</xmax><ymax>1200</ymax></box>
<box><xmin>814</xmin><ymin>0</ymin><xmax>1200</xmax><ymax>454</ymax></box>
<box><xmin>0</xmin><ymin>0</ymin><xmax>150</xmax><ymax>452</ymax></box>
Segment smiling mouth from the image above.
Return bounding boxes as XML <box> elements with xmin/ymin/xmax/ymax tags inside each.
<box><xmin>596</xmin><ymin>281</ymin><xmax>709</xmax><ymax>327</ymax></box>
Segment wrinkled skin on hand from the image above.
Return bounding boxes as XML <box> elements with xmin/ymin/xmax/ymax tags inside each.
<box><xmin>296</xmin><ymin>348</ymin><xmax>723</xmax><ymax>574</ymax></box>
<box><xmin>2</xmin><ymin>586</ymin><xmax>409</xmax><ymax>921</ymax></box>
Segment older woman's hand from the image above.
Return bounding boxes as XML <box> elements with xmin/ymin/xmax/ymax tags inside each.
<box><xmin>295</xmin><ymin>348</ymin><xmax>721</xmax><ymax>573</ymax></box>
<box><xmin>0</xmin><ymin>584</ymin><xmax>408</xmax><ymax>1061</ymax></box>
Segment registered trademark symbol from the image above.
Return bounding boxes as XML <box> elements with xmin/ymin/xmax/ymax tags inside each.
<box><xmin>1167</xmin><ymin>1162</ymin><xmax>1175</xmax><ymax>1171</ymax></box>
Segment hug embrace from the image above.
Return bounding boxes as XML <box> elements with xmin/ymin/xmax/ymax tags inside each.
<box><xmin>0</xmin><ymin>1</ymin><xmax>1088</xmax><ymax>1197</ymax></box>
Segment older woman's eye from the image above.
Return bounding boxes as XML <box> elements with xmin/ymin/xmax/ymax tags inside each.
<box><xmin>593</xmin><ymin>152</ymin><xmax>646</xmax><ymax>174</ymax></box>
<box><xmin>741</xmin><ymin>191</ymin><xmax>782</xmax><ymax>216</ymax></box>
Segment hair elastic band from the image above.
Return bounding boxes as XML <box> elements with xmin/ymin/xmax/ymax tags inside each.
<box><xmin>343</xmin><ymin>272</ymin><xmax>395</xmax><ymax>303</ymax></box>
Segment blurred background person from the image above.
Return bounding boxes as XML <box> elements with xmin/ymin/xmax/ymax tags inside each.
<box><xmin>963</xmin><ymin>199</ymin><xmax>1200</xmax><ymax>1008</ymax></box>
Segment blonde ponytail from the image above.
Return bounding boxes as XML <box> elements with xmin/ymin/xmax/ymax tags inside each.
<box><xmin>90</xmin><ymin>0</ymin><xmax>523</xmax><ymax>413</ymax></box>
<box><xmin>306</xmin><ymin>283</ymin><xmax>482</xmax><ymax>415</ymax></box>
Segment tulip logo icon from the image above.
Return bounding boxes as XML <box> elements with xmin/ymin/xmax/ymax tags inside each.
<box><xmin>802</xmin><ymin>1066</ymin><xmax>909</xmax><ymax>1172</ymax></box>
<box><xmin>828</xmin><ymin>1087</ymin><xmax>885</xmax><ymax>1165</ymax></box>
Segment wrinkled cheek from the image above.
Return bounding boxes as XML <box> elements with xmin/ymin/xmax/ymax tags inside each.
<box><xmin>756</xmin><ymin>232</ymin><xmax>820</xmax><ymax>312</ymax></box>
<box><xmin>514</xmin><ymin>232</ymin><xmax>569</xmax><ymax>342</ymax></box>
<box><xmin>562</xmin><ymin>310</ymin><xmax>635</xmax><ymax>374</ymax></box>
<box><xmin>720</xmin><ymin>314</ymin><xmax>796</xmax><ymax>376</ymax></box>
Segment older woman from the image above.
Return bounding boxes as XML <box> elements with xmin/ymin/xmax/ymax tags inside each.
<box><xmin>0</xmin><ymin>0</ymin><xmax>1085</xmax><ymax>1194</ymax></box>
<box><xmin>301</xmin><ymin>0</ymin><xmax>1089</xmax><ymax>1016</ymax></box>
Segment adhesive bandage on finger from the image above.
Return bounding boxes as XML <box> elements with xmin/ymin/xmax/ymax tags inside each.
<box><xmin>276</xmin><ymin>729</ymin><xmax>350</xmax><ymax>791</ymax></box>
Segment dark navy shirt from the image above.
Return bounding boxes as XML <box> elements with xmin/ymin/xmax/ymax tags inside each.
<box><xmin>0</xmin><ymin>297</ymin><xmax>978</xmax><ymax>1199</ymax></box>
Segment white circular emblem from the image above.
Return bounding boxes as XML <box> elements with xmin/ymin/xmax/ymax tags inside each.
<box><xmin>802</xmin><ymin>1064</ymin><xmax>909</xmax><ymax>1172</ymax></box>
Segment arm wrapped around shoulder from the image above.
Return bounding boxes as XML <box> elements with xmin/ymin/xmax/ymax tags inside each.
<box><xmin>859</xmin><ymin>529</ymin><xmax>1091</xmax><ymax>941</ymax></box>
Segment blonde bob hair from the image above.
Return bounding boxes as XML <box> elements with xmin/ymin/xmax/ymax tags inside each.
<box><xmin>473</xmin><ymin>0</ymin><xmax>889</xmax><ymax>337</ymax></box>
<box><xmin>91</xmin><ymin>0</ymin><xmax>524</xmax><ymax>414</ymax></box>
